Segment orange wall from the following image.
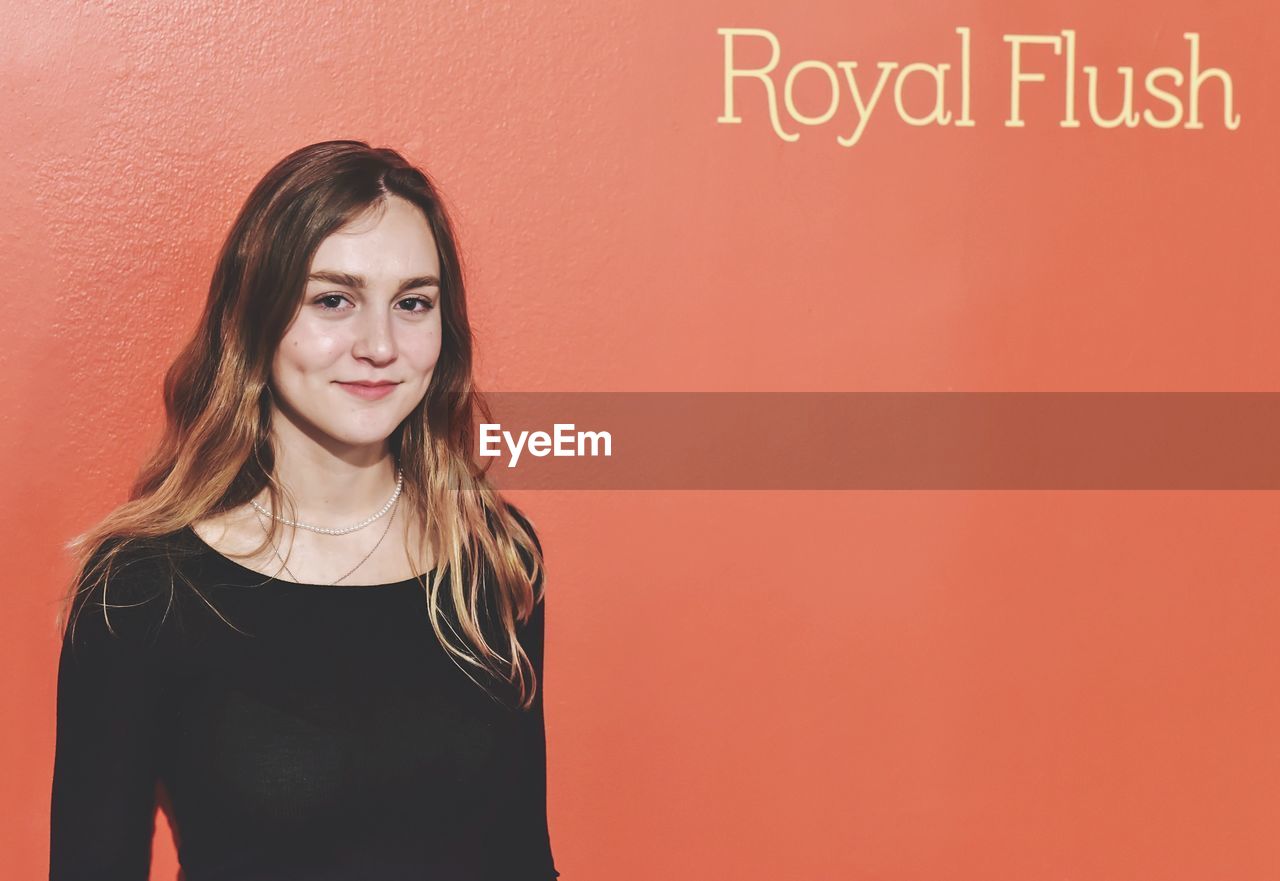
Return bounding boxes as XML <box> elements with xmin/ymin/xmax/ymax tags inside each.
<box><xmin>5</xmin><ymin>1</ymin><xmax>1277</xmax><ymax>879</ymax></box>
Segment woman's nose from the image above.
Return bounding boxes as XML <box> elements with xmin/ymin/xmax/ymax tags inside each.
<box><xmin>352</xmin><ymin>307</ymin><xmax>397</xmax><ymax>362</ymax></box>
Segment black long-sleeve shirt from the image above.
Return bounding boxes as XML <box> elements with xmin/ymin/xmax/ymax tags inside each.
<box><xmin>50</xmin><ymin>517</ymin><xmax>559</xmax><ymax>881</ymax></box>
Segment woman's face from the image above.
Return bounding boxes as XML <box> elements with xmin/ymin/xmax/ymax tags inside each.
<box><xmin>269</xmin><ymin>195</ymin><xmax>443</xmax><ymax>455</ymax></box>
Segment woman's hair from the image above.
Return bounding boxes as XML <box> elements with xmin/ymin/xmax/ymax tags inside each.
<box><xmin>56</xmin><ymin>139</ymin><xmax>545</xmax><ymax>710</ymax></box>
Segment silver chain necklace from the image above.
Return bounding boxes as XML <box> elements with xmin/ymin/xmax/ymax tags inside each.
<box><xmin>254</xmin><ymin>493</ymin><xmax>401</xmax><ymax>586</ymax></box>
<box><xmin>249</xmin><ymin>468</ymin><xmax>404</xmax><ymax>535</ymax></box>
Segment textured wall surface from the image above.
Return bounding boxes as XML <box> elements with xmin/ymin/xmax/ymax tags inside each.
<box><xmin>5</xmin><ymin>0</ymin><xmax>1280</xmax><ymax>879</ymax></box>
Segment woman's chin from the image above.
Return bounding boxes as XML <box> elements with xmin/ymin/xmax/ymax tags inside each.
<box><xmin>313</xmin><ymin>422</ymin><xmax>403</xmax><ymax>449</ymax></box>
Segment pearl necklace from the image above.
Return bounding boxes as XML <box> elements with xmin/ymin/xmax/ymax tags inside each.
<box><xmin>249</xmin><ymin>468</ymin><xmax>404</xmax><ymax>535</ymax></box>
<box><xmin>255</xmin><ymin>494</ymin><xmax>400</xmax><ymax>586</ymax></box>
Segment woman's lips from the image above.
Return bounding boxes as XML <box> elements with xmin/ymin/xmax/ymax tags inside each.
<box><xmin>336</xmin><ymin>382</ymin><xmax>398</xmax><ymax>401</ymax></box>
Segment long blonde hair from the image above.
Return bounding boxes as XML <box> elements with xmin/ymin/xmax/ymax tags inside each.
<box><xmin>56</xmin><ymin>140</ymin><xmax>545</xmax><ymax>710</ymax></box>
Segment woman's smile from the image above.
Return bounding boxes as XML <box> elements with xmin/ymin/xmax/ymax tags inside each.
<box><xmin>334</xmin><ymin>380</ymin><xmax>399</xmax><ymax>401</ymax></box>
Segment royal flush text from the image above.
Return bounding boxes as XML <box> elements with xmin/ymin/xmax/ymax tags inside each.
<box><xmin>717</xmin><ymin>27</ymin><xmax>1241</xmax><ymax>145</ymax></box>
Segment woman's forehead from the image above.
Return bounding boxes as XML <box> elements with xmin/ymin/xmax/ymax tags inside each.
<box><xmin>310</xmin><ymin>202</ymin><xmax>439</xmax><ymax>278</ymax></box>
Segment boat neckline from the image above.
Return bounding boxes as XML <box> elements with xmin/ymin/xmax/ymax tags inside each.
<box><xmin>180</xmin><ymin>524</ymin><xmax>437</xmax><ymax>590</ymax></box>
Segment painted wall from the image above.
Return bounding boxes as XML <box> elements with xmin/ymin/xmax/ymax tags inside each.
<box><xmin>4</xmin><ymin>0</ymin><xmax>1277</xmax><ymax>878</ymax></box>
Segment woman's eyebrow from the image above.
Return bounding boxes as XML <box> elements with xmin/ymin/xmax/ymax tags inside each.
<box><xmin>307</xmin><ymin>270</ymin><xmax>440</xmax><ymax>292</ymax></box>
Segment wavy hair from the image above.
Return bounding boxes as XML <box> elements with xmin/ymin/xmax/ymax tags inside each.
<box><xmin>56</xmin><ymin>139</ymin><xmax>545</xmax><ymax>710</ymax></box>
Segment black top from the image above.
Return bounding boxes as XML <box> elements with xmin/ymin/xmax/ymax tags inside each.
<box><xmin>50</xmin><ymin>514</ymin><xmax>559</xmax><ymax>881</ymax></box>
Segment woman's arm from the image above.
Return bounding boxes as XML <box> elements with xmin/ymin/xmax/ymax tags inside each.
<box><xmin>501</xmin><ymin>506</ymin><xmax>561</xmax><ymax>879</ymax></box>
<box><xmin>505</xmin><ymin>594</ymin><xmax>561</xmax><ymax>879</ymax></box>
<box><xmin>49</xmin><ymin>543</ymin><xmax>174</xmax><ymax>881</ymax></box>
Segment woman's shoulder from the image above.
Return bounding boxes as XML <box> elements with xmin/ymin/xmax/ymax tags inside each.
<box><xmin>75</xmin><ymin>531</ymin><xmax>192</xmax><ymax>594</ymax></box>
<box><xmin>64</xmin><ymin>530</ymin><xmax>196</xmax><ymax>649</ymax></box>
<box><xmin>501</xmin><ymin>501</ymin><xmax>545</xmax><ymax>589</ymax></box>
<box><xmin>504</xmin><ymin>501</ymin><xmax>542</xmax><ymax>550</ymax></box>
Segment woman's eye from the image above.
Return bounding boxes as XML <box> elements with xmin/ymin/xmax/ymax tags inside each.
<box><xmin>315</xmin><ymin>294</ymin><xmax>349</xmax><ymax>310</ymax></box>
<box><xmin>399</xmin><ymin>297</ymin><xmax>436</xmax><ymax>313</ymax></box>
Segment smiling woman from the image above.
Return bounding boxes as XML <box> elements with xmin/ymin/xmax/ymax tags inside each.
<box><xmin>49</xmin><ymin>140</ymin><xmax>560</xmax><ymax>881</ymax></box>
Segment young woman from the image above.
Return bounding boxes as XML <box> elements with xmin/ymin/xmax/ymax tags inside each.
<box><xmin>49</xmin><ymin>140</ymin><xmax>560</xmax><ymax>880</ymax></box>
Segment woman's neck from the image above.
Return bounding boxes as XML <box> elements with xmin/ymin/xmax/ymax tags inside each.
<box><xmin>264</xmin><ymin>434</ymin><xmax>400</xmax><ymax>527</ymax></box>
